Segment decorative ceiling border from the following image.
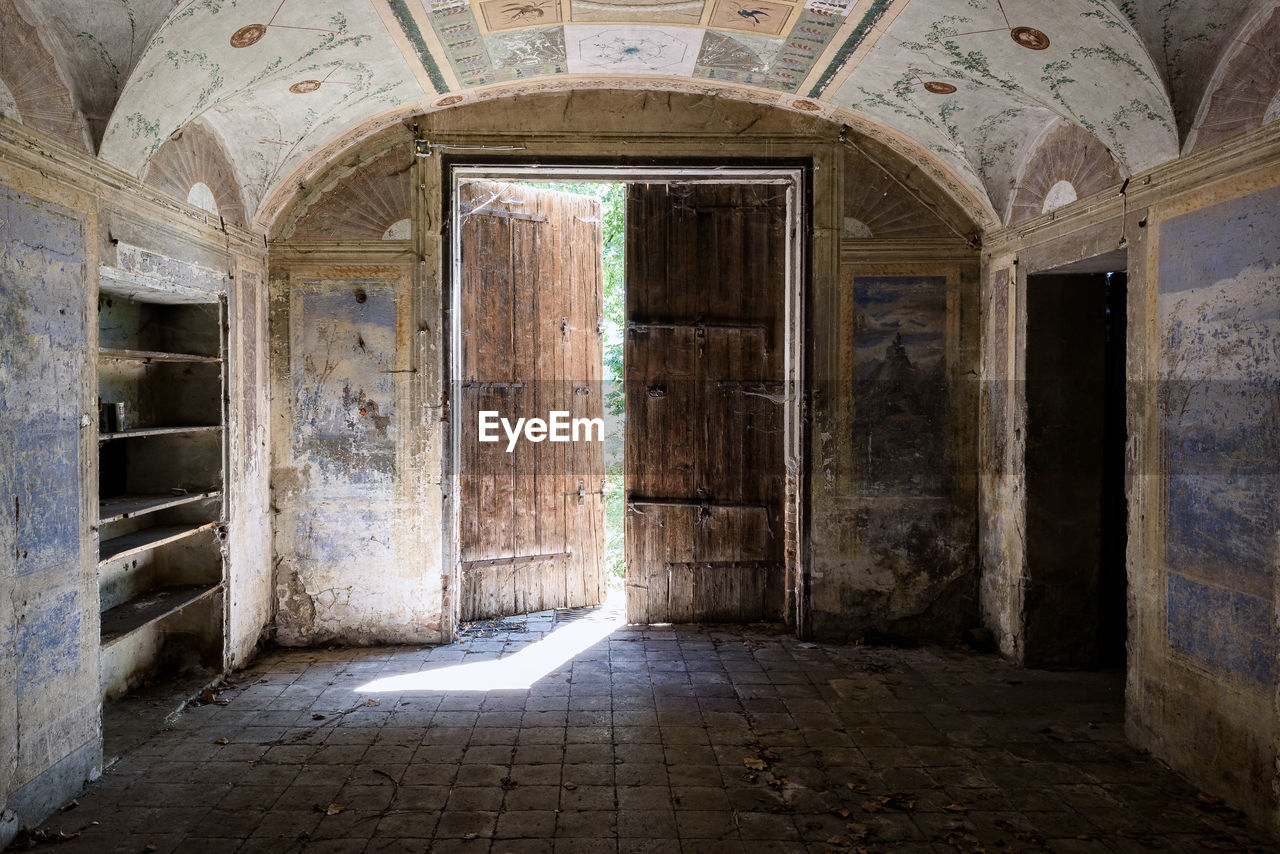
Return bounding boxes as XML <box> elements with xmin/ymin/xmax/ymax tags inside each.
<box><xmin>804</xmin><ymin>0</ymin><xmax>894</xmax><ymax>97</ymax></box>
<box><xmin>380</xmin><ymin>0</ymin><xmax>456</xmax><ymax>92</ymax></box>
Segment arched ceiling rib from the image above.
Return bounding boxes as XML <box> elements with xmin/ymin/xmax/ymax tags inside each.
<box><xmin>1</xmin><ymin>0</ymin><xmax>1272</xmax><ymax>228</ymax></box>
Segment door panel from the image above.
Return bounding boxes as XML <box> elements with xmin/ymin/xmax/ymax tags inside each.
<box><xmin>458</xmin><ymin>181</ymin><xmax>606</xmax><ymax>621</ymax></box>
<box><xmin>624</xmin><ymin>183</ymin><xmax>787</xmax><ymax>624</ymax></box>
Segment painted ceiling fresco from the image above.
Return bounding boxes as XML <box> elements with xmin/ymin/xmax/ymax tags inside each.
<box><xmin>2</xmin><ymin>0</ymin><xmax>1277</xmax><ymax>227</ymax></box>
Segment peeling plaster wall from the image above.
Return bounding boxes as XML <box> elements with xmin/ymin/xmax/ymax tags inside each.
<box><xmin>808</xmin><ymin>261</ymin><xmax>981</xmax><ymax>641</ymax></box>
<box><xmin>977</xmin><ymin>258</ymin><xmax>1023</xmax><ymax>658</ymax></box>
<box><xmin>1130</xmin><ymin>176</ymin><xmax>1280</xmax><ymax>827</ymax></box>
<box><xmin>269</xmin><ymin>261</ymin><xmax>442</xmax><ymax>646</ymax></box>
<box><xmin>268</xmin><ymin>92</ymin><xmax>982</xmax><ymax>645</ymax></box>
<box><xmin>979</xmin><ymin>124</ymin><xmax>1280</xmax><ymax>830</ymax></box>
<box><xmin>0</xmin><ymin>117</ymin><xmax>271</xmax><ymax>838</ymax></box>
<box><xmin>227</xmin><ymin>260</ymin><xmax>274</xmax><ymax>667</ymax></box>
<box><xmin>0</xmin><ymin>174</ymin><xmax>98</xmax><ymax>838</ymax></box>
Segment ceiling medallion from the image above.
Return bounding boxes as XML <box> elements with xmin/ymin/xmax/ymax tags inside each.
<box><xmin>290</xmin><ymin>80</ymin><xmax>323</xmax><ymax>94</ymax></box>
<box><xmin>792</xmin><ymin>99</ymin><xmax>821</xmax><ymax>112</ymax></box>
<box><xmin>923</xmin><ymin>81</ymin><xmax>957</xmax><ymax>94</ymax></box>
<box><xmin>1010</xmin><ymin>26</ymin><xmax>1050</xmax><ymax>50</ymax></box>
<box><xmin>230</xmin><ymin>24</ymin><xmax>267</xmax><ymax>48</ymax></box>
<box><xmin>436</xmin><ymin>95</ymin><xmax>465</xmax><ymax>107</ymax></box>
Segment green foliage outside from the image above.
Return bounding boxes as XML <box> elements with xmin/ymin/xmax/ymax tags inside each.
<box><xmin>525</xmin><ymin>183</ymin><xmax>627</xmax><ymax>581</ymax></box>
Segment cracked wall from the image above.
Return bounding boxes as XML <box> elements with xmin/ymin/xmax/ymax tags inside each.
<box><xmin>269</xmin><ymin>264</ymin><xmax>443</xmax><ymax>646</ymax></box>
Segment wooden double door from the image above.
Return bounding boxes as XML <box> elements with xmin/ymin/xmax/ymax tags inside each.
<box><xmin>457</xmin><ymin>180</ymin><xmax>788</xmax><ymax>625</ymax></box>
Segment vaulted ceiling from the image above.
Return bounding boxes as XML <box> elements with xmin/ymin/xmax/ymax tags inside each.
<box><xmin>2</xmin><ymin>0</ymin><xmax>1278</xmax><ymax>230</ymax></box>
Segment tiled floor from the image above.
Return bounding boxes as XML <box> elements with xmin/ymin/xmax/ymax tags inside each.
<box><xmin>22</xmin><ymin>596</ymin><xmax>1278</xmax><ymax>853</ymax></box>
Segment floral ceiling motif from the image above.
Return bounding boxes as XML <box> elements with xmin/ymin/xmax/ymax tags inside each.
<box><xmin>1</xmin><ymin>0</ymin><xmax>1274</xmax><ymax>227</ymax></box>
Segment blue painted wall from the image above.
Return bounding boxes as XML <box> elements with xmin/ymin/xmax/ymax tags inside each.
<box><xmin>0</xmin><ymin>182</ymin><xmax>93</xmax><ymax>818</ymax></box>
<box><xmin>1158</xmin><ymin>184</ymin><xmax>1280</xmax><ymax>683</ymax></box>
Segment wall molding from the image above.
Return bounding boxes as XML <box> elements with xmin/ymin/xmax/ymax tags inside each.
<box><xmin>841</xmin><ymin>238</ymin><xmax>978</xmax><ymax>265</ymax></box>
<box><xmin>269</xmin><ymin>241</ymin><xmax>415</xmax><ymax>267</ymax></box>
<box><xmin>0</xmin><ymin>116</ymin><xmax>264</xmax><ymax>257</ymax></box>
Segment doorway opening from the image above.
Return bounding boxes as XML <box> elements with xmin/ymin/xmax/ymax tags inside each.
<box><xmin>447</xmin><ymin>165</ymin><xmax>806</xmax><ymax>633</ymax></box>
<box><xmin>1024</xmin><ymin>254</ymin><xmax>1128</xmax><ymax>669</ymax></box>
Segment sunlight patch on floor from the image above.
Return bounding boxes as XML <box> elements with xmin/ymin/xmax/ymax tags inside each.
<box><xmin>357</xmin><ymin>591</ymin><xmax>625</xmax><ymax>693</ymax></box>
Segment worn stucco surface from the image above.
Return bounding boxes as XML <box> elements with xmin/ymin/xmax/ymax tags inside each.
<box><xmin>0</xmin><ymin>181</ymin><xmax>99</xmax><ymax>832</ymax></box>
<box><xmin>267</xmin><ymin>93</ymin><xmax>982</xmax><ymax>645</ymax></box>
<box><xmin>270</xmin><ymin>268</ymin><xmax>443</xmax><ymax>646</ymax></box>
<box><xmin>808</xmin><ymin>264</ymin><xmax>980</xmax><ymax>641</ymax></box>
<box><xmin>1126</xmin><ymin>179</ymin><xmax>1280</xmax><ymax>824</ymax></box>
<box><xmin>227</xmin><ymin>262</ymin><xmax>275</xmax><ymax>666</ymax></box>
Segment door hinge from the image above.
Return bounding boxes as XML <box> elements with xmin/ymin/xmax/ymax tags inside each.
<box><xmin>564</xmin><ymin>479</ymin><xmax>606</xmax><ymax>504</ymax></box>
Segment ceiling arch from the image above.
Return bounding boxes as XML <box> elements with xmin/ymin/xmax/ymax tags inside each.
<box><xmin>144</xmin><ymin>118</ymin><xmax>249</xmax><ymax>227</ymax></box>
<box><xmin>1006</xmin><ymin>117</ymin><xmax>1122</xmax><ymax>225</ymax></box>
<box><xmin>1</xmin><ymin>0</ymin><xmax>1269</xmax><ymax>232</ymax></box>
<box><xmin>0</xmin><ymin>0</ymin><xmax>91</xmax><ymax>152</ymax></box>
<box><xmin>1187</xmin><ymin>2</ymin><xmax>1280</xmax><ymax>152</ymax></box>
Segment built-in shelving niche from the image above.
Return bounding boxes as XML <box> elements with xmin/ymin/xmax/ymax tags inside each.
<box><xmin>96</xmin><ymin>269</ymin><xmax>228</xmax><ymax>704</ymax></box>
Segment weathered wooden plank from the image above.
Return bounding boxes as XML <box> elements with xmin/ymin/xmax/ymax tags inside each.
<box><xmin>458</xmin><ymin>181</ymin><xmax>605</xmax><ymax>620</ymax></box>
<box><xmin>625</xmin><ymin>182</ymin><xmax>786</xmax><ymax>624</ymax></box>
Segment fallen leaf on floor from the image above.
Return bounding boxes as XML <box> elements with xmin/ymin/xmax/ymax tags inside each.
<box><xmin>213</xmin><ymin>738</ymin><xmax>228</xmax><ymax>745</ymax></box>
<box><xmin>362</xmin><ymin>699</ymin><xmax>380</xmax><ymax>707</ymax></box>
<box><xmin>325</xmin><ymin>803</ymin><xmax>344</xmax><ymax>816</ymax></box>
<box><xmin>826</xmin><ymin>804</ymin><xmax>851</xmax><ymax>818</ymax></box>
<box><xmin>762</xmin><ymin>749</ymin><xmax>779</xmax><ymax>760</ymax></box>
<box><xmin>312</xmin><ymin>713</ymin><xmax>325</xmax><ymax>720</ymax></box>
<box><xmin>562</xmin><ymin>782</ymin><xmax>577</xmax><ymax>790</ymax></box>
<box><xmin>861</xmin><ymin>800</ymin><xmax>883</xmax><ymax>813</ymax></box>
<box><xmin>743</xmin><ymin>772</ymin><xmax>758</xmax><ymax>783</ymax></box>
<box><xmin>944</xmin><ymin>803</ymin><xmax>967</xmax><ymax>813</ymax></box>
<box><xmin>845</xmin><ymin>822</ymin><xmax>869</xmax><ymax>839</ymax></box>
<box><xmin>744</xmin><ymin>757</ymin><xmax>767</xmax><ymax>771</ymax></box>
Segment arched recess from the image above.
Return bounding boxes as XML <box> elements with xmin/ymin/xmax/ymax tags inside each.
<box><xmin>1189</xmin><ymin>4</ymin><xmax>1280</xmax><ymax>152</ymax></box>
<box><xmin>1007</xmin><ymin>119</ymin><xmax>1123</xmax><ymax>225</ymax></box>
<box><xmin>279</xmin><ymin>135</ymin><xmax>414</xmax><ymax>242</ymax></box>
<box><xmin>258</xmin><ymin>88</ymin><xmax>999</xmax><ymax>236</ymax></box>
<box><xmin>0</xmin><ymin>0</ymin><xmax>90</xmax><ymax>151</ymax></box>
<box><xmin>841</xmin><ymin>138</ymin><xmax>976</xmax><ymax>240</ymax></box>
<box><xmin>144</xmin><ymin>120</ymin><xmax>248</xmax><ymax>228</ymax></box>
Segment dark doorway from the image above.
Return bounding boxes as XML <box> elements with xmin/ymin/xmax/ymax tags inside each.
<box><xmin>1024</xmin><ymin>267</ymin><xmax>1128</xmax><ymax>668</ymax></box>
